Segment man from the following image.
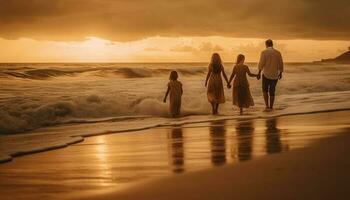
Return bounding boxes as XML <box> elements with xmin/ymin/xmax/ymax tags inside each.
<box><xmin>257</xmin><ymin>39</ymin><xmax>284</xmax><ymax>111</ymax></box>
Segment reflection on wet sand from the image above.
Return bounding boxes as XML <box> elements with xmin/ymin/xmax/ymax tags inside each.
<box><xmin>1</xmin><ymin>111</ymin><xmax>346</xmax><ymax>199</ymax></box>
<box><xmin>167</xmin><ymin>126</ymin><xmax>185</xmax><ymax>173</ymax></box>
<box><xmin>209</xmin><ymin>120</ymin><xmax>227</xmax><ymax>166</ymax></box>
<box><xmin>265</xmin><ymin>118</ymin><xmax>289</xmax><ymax>154</ymax></box>
<box><xmin>235</xmin><ymin>120</ymin><xmax>254</xmax><ymax>161</ymax></box>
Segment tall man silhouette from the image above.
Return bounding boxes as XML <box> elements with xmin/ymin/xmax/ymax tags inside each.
<box><xmin>257</xmin><ymin>39</ymin><xmax>284</xmax><ymax>111</ymax></box>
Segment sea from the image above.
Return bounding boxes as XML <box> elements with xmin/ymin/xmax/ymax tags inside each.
<box><xmin>0</xmin><ymin>62</ymin><xmax>350</xmax><ymax>161</ymax></box>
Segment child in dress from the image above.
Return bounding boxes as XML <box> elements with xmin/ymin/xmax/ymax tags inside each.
<box><xmin>163</xmin><ymin>71</ymin><xmax>183</xmax><ymax>118</ymax></box>
<box><xmin>228</xmin><ymin>54</ymin><xmax>258</xmax><ymax>114</ymax></box>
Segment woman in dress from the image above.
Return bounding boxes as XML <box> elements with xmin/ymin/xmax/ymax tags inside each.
<box><xmin>205</xmin><ymin>53</ymin><xmax>230</xmax><ymax>115</ymax></box>
<box><xmin>227</xmin><ymin>54</ymin><xmax>258</xmax><ymax>114</ymax></box>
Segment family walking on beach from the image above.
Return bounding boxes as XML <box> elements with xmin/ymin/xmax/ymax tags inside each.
<box><xmin>164</xmin><ymin>39</ymin><xmax>284</xmax><ymax>117</ymax></box>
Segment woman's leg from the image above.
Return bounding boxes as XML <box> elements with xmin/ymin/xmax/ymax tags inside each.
<box><xmin>211</xmin><ymin>102</ymin><xmax>215</xmax><ymax>115</ymax></box>
<box><xmin>215</xmin><ymin>103</ymin><xmax>219</xmax><ymax>115</ymax></box>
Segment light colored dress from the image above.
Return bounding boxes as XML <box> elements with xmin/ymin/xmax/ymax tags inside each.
<box><xmin>232</xmin><ymin>64</ymin><xmax>254</xmax><ymax>108</ymax></box>
<box><xmin>207</xmin><ymin>64</ymin><xmax>225</xmax><ymax>104</ymax></box>
<box><xmin>168</xmin><ymin>80</ymin><xmax>182</xmax><ymax>116</ymax></box>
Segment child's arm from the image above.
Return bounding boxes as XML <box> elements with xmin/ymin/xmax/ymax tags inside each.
<box><xmin>205</xmin><ymin>67</ymin><xmax>212</xmax><ymax>87</ymax></box>
<box><xmin>246</xmin><ymin>66</ymin><xmax>258</xmax><ymax>78</ymax></box>
<box><xmin>163</xmin><ymin>86</ymin><xmax>170</xmax><ymax>103</ymax></box>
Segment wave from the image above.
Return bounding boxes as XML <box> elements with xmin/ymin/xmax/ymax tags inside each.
<box><xmin>0</xmin><ymin>66</ymin><xmax>208</xmax><ymax>80</ymax></box>
<box><xmin>0</xmin><ymin>94</ymin><xmax>190</xmax><ymax>134</ymax></box>
<box><xmin>1</xmin><ymin>90</ymin><xmax>350</xmax><ymax>135</ymax></box>
<box><xmin>2</xmin><ymin>63</ymin><xmax>348</xmax><ymax>80</ymax></box>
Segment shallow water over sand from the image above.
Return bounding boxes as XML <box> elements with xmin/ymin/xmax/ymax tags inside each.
<box><xmin>0</xmin><ymin>111</ymin><xmax>349</xmax><ymax>200</ymax></box>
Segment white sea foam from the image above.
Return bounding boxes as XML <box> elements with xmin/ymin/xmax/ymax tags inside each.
<box><xmin>0</xmin><ymin>63</ymin><xmax>350</xmax><ymax>162</ymax></box>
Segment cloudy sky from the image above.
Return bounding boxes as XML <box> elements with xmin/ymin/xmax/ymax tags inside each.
<box><xmin>0</xmin><ymin>0</ymin><xmax>349</xmax><ymax>62</ymax></box>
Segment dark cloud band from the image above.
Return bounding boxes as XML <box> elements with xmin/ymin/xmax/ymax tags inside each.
<box><xmin>0</xmin><ymin>0</ymin><xmax>349</xmax><ymax>41</ymax></box>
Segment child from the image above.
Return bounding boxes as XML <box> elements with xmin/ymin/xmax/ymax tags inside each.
<box><xmin>228</xmin><ymin>54</ymin><xmax>258</xmax><ymax>114</ymax></box>
<box><xmin>163</xmin><ymin>71</ymin><xmax>183</xmax><ymax>118</ymax></box>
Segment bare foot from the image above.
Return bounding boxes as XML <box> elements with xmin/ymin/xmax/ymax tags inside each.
<box><xmin>263</xmin><ymin>107</ymin><xmax>271</xmax><ymax>112</ymax></box>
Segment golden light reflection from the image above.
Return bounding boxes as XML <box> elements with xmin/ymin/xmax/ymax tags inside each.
<box><xmin>95</xmin><ymin>136</ymin><xmax>112</xmax><ymax>187</ymax></box>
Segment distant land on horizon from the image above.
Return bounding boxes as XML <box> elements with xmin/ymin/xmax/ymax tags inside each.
<box><xmin>315</xmin><ymin>47</ymin><xmax>350</xmax><ymax>64</ymax></box>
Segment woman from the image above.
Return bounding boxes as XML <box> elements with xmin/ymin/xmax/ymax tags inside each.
<box><xmin>205</xmin><ymin>53</ymin><xmax>230</xmax><ymax>115</ymax></box>
<box><xmin>228</xmin><ymin>54</ymin><xmax>257</xmax><ymax>115</ymax></box>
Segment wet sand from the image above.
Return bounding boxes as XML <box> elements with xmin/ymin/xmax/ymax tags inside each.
<box><xmin>0</xmin><ymin>111</ymin><xmax>349</xmax><ymax>200</ymax></box>
<box><xmin>80</xmin><ymin>125</ymin><xmax>350</xmax><ymax>200</ymax></box>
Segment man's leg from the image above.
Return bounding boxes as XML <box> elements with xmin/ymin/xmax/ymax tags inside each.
<box><xmin>263</xmin><ymin>92</ymin><xmax>269</xmax><ymax>109</ymax></box>
<box><xmin>269</xmin><ymin>79</ymin><xmax>278</xmax><ymax>109</ymax></box>
<box><xmin>262</xmin><ymin>76</ymin><xmax>269</xmax><ymax>109</ymax></box>
<box><xmin>269</xmin><ymin>95</ymin><xmax>275</xmax><ymax>109</ymax></box>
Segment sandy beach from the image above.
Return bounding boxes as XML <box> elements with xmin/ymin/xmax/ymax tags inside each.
<box><xmin>79</xmin><ymin>123</ymin><xmax>350</xmax><ymax>200</ymax></box>
<box><xmin>0</xmin><ymin>111</ymin><xmax>349</xmax><ymax>200</ymax></box>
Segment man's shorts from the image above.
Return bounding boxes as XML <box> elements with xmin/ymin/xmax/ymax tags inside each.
<box><xmin>262</xmin><ymin>75</ymin><xmax>278</xmax><ymax>96</ymax></box>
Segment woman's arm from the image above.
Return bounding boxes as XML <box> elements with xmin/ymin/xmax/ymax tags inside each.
<box><xmin>163</xmin><ymin>86</ymin><xmax>170</xmax><ymax>103</ymax></box>
<box><xmin>228</xmin><ymin>65</ymin><xmax>236</xmax><ymax>85</ymax></box>
<box><xmin>221</xmin><ymin>65</ymin><xmax>230</xmax><ymax>85</ymax></box>
<box><xmin>205</xmin><ymin>66</ymin><xmax>212</xmax><ymax>87</ymax></box>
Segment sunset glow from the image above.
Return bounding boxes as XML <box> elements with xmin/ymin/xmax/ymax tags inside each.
<box><xmin>0</xmin><ymin>37</ymin><xmax>348</xmax><ymax>62</ymax></box>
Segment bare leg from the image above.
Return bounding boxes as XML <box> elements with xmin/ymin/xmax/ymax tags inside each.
<box><xmin>263</xmin><ymin>92</ymin><xmax>269</xmax><ymax>109</ymax></box>
<box><xmin>211</xmin><ymin>103</ymin><xmax>215</xmax><ymax>115</ymax></box>
<box><xmin>270</xmin><ymin>95</ymin><xmax>275</xmax><ymax>109</ymax></box>
<box><xmin>215</xmin><ymin>103</ymin><xmax>219</xmax><ymax>115</ymax></box>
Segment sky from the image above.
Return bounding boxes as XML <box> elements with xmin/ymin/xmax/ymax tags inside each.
<box><xmin>0</xmin><ymin>0</ymin><xmax>349</xmax><ymax>62</ymax></box>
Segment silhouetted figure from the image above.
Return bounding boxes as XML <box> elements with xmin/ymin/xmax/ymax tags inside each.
<box><xmin>205</xmin><ymin>53</ymin><xmax>230</xmax><ymax>115</ymax></box>
<box><xmin>265</xmin><ymin>118</ymin><xmax>282</xmax><ymax>154</ymax></box>
<box><xmin>228</xmin><ymin>54</ymin><xmax>258</xmax><ymax>115</ymax></box>
<box><xmin>209</xmin><ymin>120</ymin><xmax>227</xmax><ymax>166</ymax></box>
<box><xmin>167</xmin><ymin>126</ymin><xmax>185</xmax><ymax>173</ymax></box>
<box><xmin>258</xmin><ymin>39</ymin><xmax>284</xmax><ymax>111</ymax></box>
<box><xmin>164</xmin><ymin>71</ymin><xmax>183</xmax><ymax>118</ymax></box>
<box><xmin>235</xmin><ymin>120</ymin><xmax>254</xmax><ymax>161</ymax></box>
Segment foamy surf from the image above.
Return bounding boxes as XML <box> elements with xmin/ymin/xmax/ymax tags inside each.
<box><xmin>1</xmin><ymin>62</ymin><xmax>350</xmax><ymax>163</ymax></box>
<box><xmin>1</xmin><ymin>90</ymin><xmax>350</xmax><ymax>163</ymax></box>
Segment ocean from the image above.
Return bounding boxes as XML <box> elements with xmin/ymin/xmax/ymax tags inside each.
<box><xmin>0</xmin><ymin>62</ymin><xmax>350</xmax><ymax>161</ymax></box>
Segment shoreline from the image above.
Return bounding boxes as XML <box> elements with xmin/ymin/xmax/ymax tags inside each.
<box><xmin>1</xmin><ymin>108</ymin><xmax>350</xmax><ymax>164</ymax></box>
<box><xmin>1</xmin><ymin>110</ymin><xmax>349</xmax><ymax>200</ymax></box>
<box><xmin>77</xmin><ymin>127</ymin><xmax>350</xmax><ymax>200</ymax></box>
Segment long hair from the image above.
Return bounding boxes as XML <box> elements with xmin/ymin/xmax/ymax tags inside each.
<box><xmin>169</xmin><ymin>71</ymin><xmax>178</xmax><ymax>81</ymax></box>
<box><xmin>236</xmin><ymin>54</ymin><xmax>245</xmax><ymax>64</ymax></box>
<box><xmin>209</xmin><ymin>53</ymin><xmax>223</xmax><ymax>73</ymax></box>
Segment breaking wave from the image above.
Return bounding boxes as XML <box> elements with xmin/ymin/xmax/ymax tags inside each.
<box><xmin>0</xmin><ymin>62</ymin><xmax>350</xmax><ymax>134</ymax></box>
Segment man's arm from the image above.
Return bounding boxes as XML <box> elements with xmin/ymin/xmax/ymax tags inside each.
<box><xmin>257</xmin><ymin>52</ymin><xmax>265</xmax><ymax>79</ymax></box>
<box><xmin>278</xmin><ymin>52</ymin><xmax>284</xmax><ymax>79</ymax></box>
